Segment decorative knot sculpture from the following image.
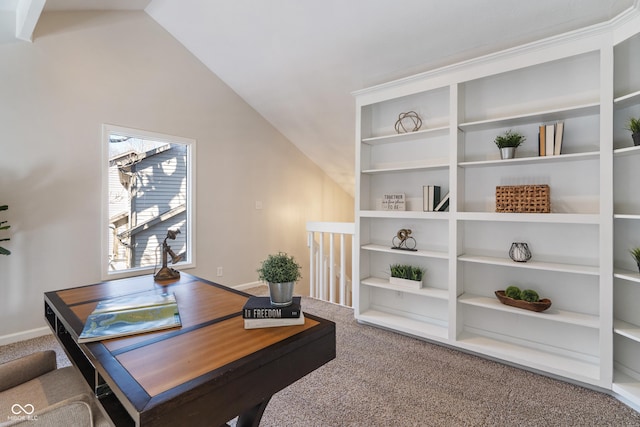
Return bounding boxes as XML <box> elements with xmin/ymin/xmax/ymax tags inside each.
<box><xmin>394</xmin><ymin>111</ymin><xmax>422</xmax><ymax>134</ymax></box>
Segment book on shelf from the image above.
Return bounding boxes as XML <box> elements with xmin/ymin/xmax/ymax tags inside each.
<box><xmin>78</xmin><ymin>291</ymin><xmax>181</xmax><ymax>343</ymax></box>
<box><xmin>242</xmin><ymin>296</ymin><xmax>302</xmax><ymax>319</ymax></box>
<box><xmin>434</xmin><ymin>192</ymin><xmax>449</xmax><ymax>212</ymax></box>
<box><xmin>538</xmin><ymin>125</ymin><xmax>546</xmax><ymax>156</ymax></box>
<box><xmin>422</xmin><ymin>185</ymin><xmax>441</xmax><ymax>212</ymax></box>
<box><xmin>244</xmin><ymin>313</ymin><xmax>305</xmax><ymax>329</ymax></box>
<box><xmin>554</xmin><ymin>121</ymin><xmax>564</xmax><ymax>155</ymax></box>
<box><xmin>545</xmin><ymin>124</ymin><xmax>555</xmax><ymax>157</ymax></box>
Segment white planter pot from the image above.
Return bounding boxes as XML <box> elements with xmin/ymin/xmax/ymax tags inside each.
<box><xmin>389</xmin><ymin>276</ymin><xmax>423</xmax><ymax>290</ymax></box>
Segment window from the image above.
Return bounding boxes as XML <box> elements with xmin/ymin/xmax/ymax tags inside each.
<box><xmin>102</xmin><ymin>125</ymin><xmax>195</xmax><ymax>279</ymax></box>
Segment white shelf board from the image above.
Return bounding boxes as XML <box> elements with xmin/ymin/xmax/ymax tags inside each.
<box><xmin>614</xmin><ymin>214</ymin><xmax>640</xmax><ymax>220</ymax></box>
<box><xmin>458</xmin><ymin>254</ymin><xmax>599</xmax><ymax>276</ymax></box>
<box><xmin>614</xmin><ymin>89</ymin><xmax>640</xmax><ymax>109</ymax></box>
<box><xmin>356</xmin><ymin>309</ymin><xmax>448</xmax><ymax>341</ymax></box>
<box><xmin>458</xmin><ymin>293</ymin><xmax>600</xmax><ymax>328</ymax></box>
<box><xmin>614</xmin><ymin>268</ymin><xmax>640</xmax><ymax>283</ymax></box>
<box><xmin>361</xmin><ymin>277</ymin><xmax>449</xmax><ymax>299</ymax></box>
<box><xmin>361</xmin><ymin>244</ymin><xmax>449</xmax><ymax>259</ymax></box>
<box><xmin>457</xmin><ymin>212</ymin><xmax>600</xmax><ymax>224</ymax></box>
<box><xmin>456</xmin><ymin>330</ymin><xmax>600</xmax><ymax>383</ymax></box>
<box><xmin>362</xmin><ymin>162</ymin><xmax>449</xmax><ymax>174</ymax></box>
<box><xmin>361</xmin><ymin>126</ymin><xmax>449</xmax><ymax>145</ymax></box>
<box><xmin>614</xmin><ymin>319</ymin><xmax>640</xmax><ymax>343</ymax></box>
<box><xmin>614</xmin><ymin>145</ymin><xmax>640</xmax><ymax>157</ymax></box>
<box><xmin>459</xmin><ymin>102</ymin><xmax>599</xmax><ymax>132</ymax></box>
<box><xmin>458</xmin><ymin>151</ymin><xmax>598</xmax><ymax>168</ymax></box>
<box><xmin>359</xmin><ymin>210</ymin><xmax>449</xmax><ymax>219</ymax></box>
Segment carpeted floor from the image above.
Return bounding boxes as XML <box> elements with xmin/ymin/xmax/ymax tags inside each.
<box><xmin>3</xmin><ymin>290</ymin><xmax>640</xmax><ymax>426</ymax></box>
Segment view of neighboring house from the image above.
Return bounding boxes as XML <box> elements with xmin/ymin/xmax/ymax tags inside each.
<box><xmin>108</xmin><ymin>137</ymin><xmax>187</xmax><ymax>272</ymax></box>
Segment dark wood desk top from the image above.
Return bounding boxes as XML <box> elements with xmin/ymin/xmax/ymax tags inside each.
<box><xmin>45</xmin><ymin>273</ymin><xmax>336</xmax><ymax>426</ymax></box>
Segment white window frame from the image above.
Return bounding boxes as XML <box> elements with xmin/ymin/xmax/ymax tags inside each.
<box><xmin>101</xmin><ymin>124</ymin><xmax>196</xmax><ymax>280</ymax></box>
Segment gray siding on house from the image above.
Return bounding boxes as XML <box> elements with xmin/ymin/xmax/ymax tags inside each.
<box><xmin>108</xmin><ymin>143</ymin><xmax>188</xmax><ymax>270</ymax></box>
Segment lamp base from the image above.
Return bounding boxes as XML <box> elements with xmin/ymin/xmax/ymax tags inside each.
<box><xmin>154</xmin><ymin>267</ymin><xmax>180</xmax><ymax>281</ymax></box>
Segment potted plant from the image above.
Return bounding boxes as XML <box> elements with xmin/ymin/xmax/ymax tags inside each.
<box><xmin>257</xmin><ymin>252</ymin><xmax>302</xmax><ymax>307</ymax></box>
<box><xmin>630</xmin><ymin>247</ymin><xmax>640</xmax><ymax>273</ymax></box>
<box><xmin>494</xmin><ymin>129</ymin><xmax>526</xmax><ymax>159</ymax></box>
<box><xmin>626</xmin><ymin>116</ymin><xmax>640</xmax><ymax>146</ymax></box>
<box><xmin>389</xmin><ymin>263</ymin><xmax>425</xmax><ymax>290</ymax></box>
<box><xmin>0</xmin><ymin>205</ymin><xmax>10</xmax><ymax>256</ymax></box>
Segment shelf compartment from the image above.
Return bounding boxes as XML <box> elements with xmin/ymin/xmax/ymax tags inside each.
<box><xmin>459</xmin><ymin>102</ymin><xmax>599</xmax><ymax>132</ymax></box>
<box><xmin>615</xmin><ymin>319</ymin><xmax>640</xmax><ymax>343</ymax></box>
<box><xmin>362</xmin><ymin>244</ymin><xmax>448</xmax><ymax>259</ymax></box>
<box><xmin>362</xmin><ymin>126</ymin><xmax>449</xmax><ymax>145</ymax></box>
<box><xmin>361</xmin><ymin>277</ymin><xmax>448</xmax><ymax>299</ymax></box>
<box><xmin>458</xmin><ymin>254</ymin><xmax>599</xmax><ymax>276</ymax></box>
<box><xmin>458</xmin><ymin>151</ymin><xmax>599</xmax><ymax>168</ymax></box>
<box><xmin>457</xmin><ymin>212</ymin><xmax>600</xmax><ymax>224</ymax></box>
<box><xmin>456</xmin><ymin>330</ymin><xmax>600</xmax><ymax>384</ymax></box>
<box><xmin>458</xmin><ymin>293</ymin><xmax>600</xmax><ymax>328</ymax></box>
<box><xmin>356</xmin><ymin>309</ymin><xmax>448</xmax><ymax>341</ymax></box>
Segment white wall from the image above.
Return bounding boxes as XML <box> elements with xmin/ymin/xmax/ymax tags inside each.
<box><xmin>0</xmin><ymin>11</ymin><xmax>354</xmax><ymax>343</ymax></box>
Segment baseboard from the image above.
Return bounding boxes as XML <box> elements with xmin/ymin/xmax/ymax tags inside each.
<box><xmin>232</xmin><ymin>281</ymin><xmax>266</xmax><ymax>291</ymax></box>
<box><xmin>0</xmin><ymin>326</ymin><xmax>51</xmax><ymax>346</ymax></box>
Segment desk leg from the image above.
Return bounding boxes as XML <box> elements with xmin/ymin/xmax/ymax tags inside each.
<box><xmin>236</xmin><ymin>397</ymin><xmax>272</xmax><ymax>427</ymax></box>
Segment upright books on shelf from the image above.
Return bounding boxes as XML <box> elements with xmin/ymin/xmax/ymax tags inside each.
<box><xmin>538</xmin><ymin>121</ymin><xmax>564</xmax><ymax>156</ymax></box>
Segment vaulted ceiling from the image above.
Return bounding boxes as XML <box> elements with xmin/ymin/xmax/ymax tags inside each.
<box><xmin>7</xmin><ymin>0</ymin><xmax>638</xmax><ymax>195</ymax></box>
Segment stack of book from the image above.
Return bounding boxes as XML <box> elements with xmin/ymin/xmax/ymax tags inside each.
<box><xmin>242</xmin><ymin>296</ymin><xmax>304</xmax><ymax>329</ymax></box>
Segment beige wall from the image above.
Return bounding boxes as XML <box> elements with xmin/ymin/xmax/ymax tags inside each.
<box><xmin>0</xmin><ymin>11</ymin><xmax>353</xmax><ymax>342</ymax></box>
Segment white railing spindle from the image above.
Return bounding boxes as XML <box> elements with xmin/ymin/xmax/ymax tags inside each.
<box><xmin>306</xmin><ymin>222</ymin><xmax>355</xmax><ymax>307</ymax></box>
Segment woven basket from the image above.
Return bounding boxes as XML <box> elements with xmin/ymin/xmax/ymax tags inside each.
<box><xmin>495</xmin><ymin>185</ymin><xmax>550</xmax><ymax>213</ymax></box>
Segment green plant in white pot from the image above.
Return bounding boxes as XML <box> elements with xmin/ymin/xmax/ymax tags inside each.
<box><xmin>389</xmin><ymin>263</ymin><xmax>425</xmax><ymax>290</ymax></box>
<box><xmin>626</xmin><ymin>116</ymin><xmax>640</xmax><ymax>146</ymax></box>
<box><xmin>494</xmin><ymin>129</ymin><xmax>526</xmax><ymax>159</ymax></box>
<box><xmin>257</xmin><ymin>252</ymin><xmax>302</xmax><ymax>307</ymax></box>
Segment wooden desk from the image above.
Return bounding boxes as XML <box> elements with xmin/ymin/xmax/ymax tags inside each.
<box><xmin>44</xmin><ymin>273</ymin><xmax>336</xmax><ymax>426</ymax></box>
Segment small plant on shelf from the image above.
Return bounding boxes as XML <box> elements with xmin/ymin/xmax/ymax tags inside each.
<box><xmin>494</xmin><ymin>129</ymin><xmax>526</xmax><ymax>148</ymax></box>
<box><xmin>629</xmin><ymin>247</ymin><xmax>640</xmax><ymax>272</ymax></box>
<box><xmin>390</xmin><ymin>264</ymin><xmax>424</xmax><ymax>281</ymax></box>
<box><xmin>626</xmin><ymin>116</ymin><xmax>640</xmax><ymax>146</ymax></box>
<box><xmin>494</xmin><ymin>130</ymin><xmax>526</xmax><ymax>159</ymax></box>
<box><xmin>389</xmin><ymin>264</ymin><xmax>425</xmax><ymax>290</ymax></box>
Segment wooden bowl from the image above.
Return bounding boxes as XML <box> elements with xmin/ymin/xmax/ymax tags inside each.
<box><xmin>495</xmin><ymin>290</ymin><xmax>552</xmax><ymax>312</ymax></box>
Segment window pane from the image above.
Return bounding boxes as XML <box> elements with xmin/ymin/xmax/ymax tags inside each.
<box><xmin>107</xmin><ymin>131</ymin><xmax>190</xmax><ymax>273</ymax></box>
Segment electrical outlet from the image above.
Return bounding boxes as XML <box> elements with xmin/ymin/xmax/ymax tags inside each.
<box><xmin>217</xmin><ymin>267</ymin><xmax>223</xmax><ymax>277</ymax></box>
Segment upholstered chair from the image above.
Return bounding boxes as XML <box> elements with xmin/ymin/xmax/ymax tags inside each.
<box><xmin>0</xmin><ymin>350</ymin><xmax>112</xmax><ymax>426</ymax></box>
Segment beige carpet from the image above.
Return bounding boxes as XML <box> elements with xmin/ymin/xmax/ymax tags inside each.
<box><xmin>4</xmin><ymin>291</ymin><xmax>640</xmax><ymax>426</ymax></box>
